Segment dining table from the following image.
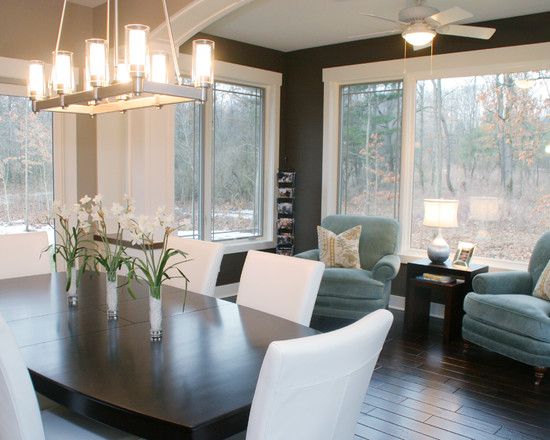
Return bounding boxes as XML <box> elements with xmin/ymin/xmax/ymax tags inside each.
<box><xmin>0</xmin><ymin>272</ymin><xmax>318</xmax><ymax>440</ymax></box>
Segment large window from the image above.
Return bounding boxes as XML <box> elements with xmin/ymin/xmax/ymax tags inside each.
<box><xmin>174</xmin><ymin>76</ymin><xmax>272</xmax><ymax>244</ymax></box>
<box><xmin>411</xmin><ymin>71</ymin><xmax>550</xmax><ymax>262</ymax></box>
<box><xmin>339</xmin><ymin>81</ymin><xmax>402</xmax><ymax>218</ymax></box>
<box><xmin>0</xmin><ymin>94</ymin><xmax>53</xmax><ymax>233</ymax></box>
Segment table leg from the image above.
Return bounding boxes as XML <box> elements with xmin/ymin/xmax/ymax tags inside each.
<box><xmin>443</xmin><ymin>285</ymin><xmax>467</xmax><ymax>344</ymax></box>
<box><xmin>404</xmin><ymin>283</ymin><xmax>431</xmax><ymax>336</ymax></box>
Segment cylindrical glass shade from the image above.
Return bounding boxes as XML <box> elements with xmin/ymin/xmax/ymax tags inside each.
<box><xmin>192</xmin><ymin>39</ymin><xmax>214</xmax><ymax>87</ymax></box>
<box><xmin>28</xmin><ymin>60</ymin><xmax>45</xmax><ymax>99</ymax></box>
<box><xmin>469</xmin><ymin>196</ymin><xmax>500</xmax><ymax>222</ymax></box>
<box><xmin>423</xmin><ymin>199</ymin><xmax>459</xmax><ymax>228</ymax></box>
<box><xmin>115</xmin><ymin>62</ymin><xmax>131</xmax><ymax>83</ymax></box>
<box><xmin>125</xmin><ymin>24</ymin><xmax>149</xmax><ymax>74</ymax></box>
<box><xmin>52</xmin><ymin>50</ymin><xmax>74</xmax><ymax>94</ymax></box>
<box><xmin>150</xmin><ymin>51</ymin><xmax>168</xmax><ymax>83</ymax></box>
<box><xmin>86</xmin><ymin>38</ymin><xmax>109</xmax><ymax>88</ymax></box>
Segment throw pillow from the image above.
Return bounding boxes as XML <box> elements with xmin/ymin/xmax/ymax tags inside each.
<box><xmin>317</xmin><ymin>225</ymin><xmax>362</xmax><ymax>269</ymax></box>
<box><xmin>533</xmin><ymin>260</ymin><xmax>550</xmax><ymax>301</ymax></box>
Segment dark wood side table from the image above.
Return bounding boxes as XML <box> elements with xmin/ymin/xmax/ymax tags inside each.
<box><xmin>404</xmin><ymin>258</ymin><xmax>488</xmax><ymax>344</ymax></box>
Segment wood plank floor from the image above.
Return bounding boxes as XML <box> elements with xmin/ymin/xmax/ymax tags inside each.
<box><xmin>310</xmin><ymin>310</ymin><xmax>550</xmax><ymax>440</ymax></box>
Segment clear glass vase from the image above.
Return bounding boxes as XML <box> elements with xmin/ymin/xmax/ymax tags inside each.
<box><xmin>106</xmin><ymin>272</ymin><xmax>118</xmax><ymax>320</ymax></box>
<box><xmin>149</xmin><ymin>286</ymin><xmax>162</xmax><ymax>341</ymax></box>
<box><xmin>67</xmin><ymin>266</ymin><xmax>78</xmax><ymax>306</ymax></box>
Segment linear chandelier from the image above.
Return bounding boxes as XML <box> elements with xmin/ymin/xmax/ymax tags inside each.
<box><xmin>27</xmin><ymin>0</ymin><xmax>214</xmax><ymax>116</ymax></box>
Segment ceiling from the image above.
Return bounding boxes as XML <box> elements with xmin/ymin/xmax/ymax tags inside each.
<box><xmin>204</xmin><ymin>0</ymin><xmax>550</xmax><ymax>52</ymax></box>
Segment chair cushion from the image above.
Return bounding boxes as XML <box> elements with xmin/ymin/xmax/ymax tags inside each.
<box><xmin>464</xmin><ymin>293</ymin><xmax>550</xmax><ymax>343</ymax></box>
<box><xmin>319</xmin><ymin>268</ymin><xmax>384</xmax><ymax>300</ymax></box>
<box><xmin>533</xmin><ymin>259</ymin><xmax>550</xmax><ymax>301</ymax></box>
<box><xmin>317</xmin><ymin>225</ymin><xmax>361</xmax><ymax>268</ymax></box>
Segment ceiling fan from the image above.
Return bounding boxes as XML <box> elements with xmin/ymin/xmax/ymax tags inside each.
<box><xmin>349</xmin><ymin>0</ymin><xmax>496</xmax><ymax>50</ymax></box>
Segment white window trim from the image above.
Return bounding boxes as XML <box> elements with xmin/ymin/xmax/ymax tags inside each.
<box><xmin>322</xmin><ymin>42</ymin><xmax>550</xmax><ymax>270</ymax></box>
<box><xmin>178</xmin><ymin>55</ymin><xmax>282</xmax><ymax>253</ymax></box>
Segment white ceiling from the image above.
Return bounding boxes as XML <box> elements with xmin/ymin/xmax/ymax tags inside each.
<box><xmin>204</xmin><ymin>0</ymin><xmax>550</xmax><ymax>52</ymax></box>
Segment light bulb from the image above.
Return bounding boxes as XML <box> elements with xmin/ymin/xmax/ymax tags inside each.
<box><xmin>150</xmin><ymin>51</ymin><xmax>168</xmax><ymax>83</ymax></box>
<box><xmin>402</xmin><ymin>24</ymin><xmax>435</xmax><ymax>47</ymax></box>
<box><xmin>192</xmin><ymin>39</ymin><xmax>215</xmax><ymax>87</ymax></box>
<box><xmin>125</xmin><ymin>24</ymin><xmax>149</xmax><ymax>74</ymax></box>
<box><xmin>52</xmin><ymin>50</ymin><xmax>74</xmax><ymax>94</ymax></box>
<box><xmin>28</xmin><ymin>60</ymin><xmax>45</xmax><ymax>99</ymax></box>
<box><xmin>86</xmin><ymin>39</ymin><xmax>109</xmax><ymax>88</ymax></box>
<box><xmin>115</xmin><ymin>62</ymin><xmax>131</xmax><ymax>83</ymax></box>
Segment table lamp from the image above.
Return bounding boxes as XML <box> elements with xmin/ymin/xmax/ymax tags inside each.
<box><xmin>469</xmin><ymin>196</ymin><xmax>500</xmax><ymax>240</ymax></box>
<box><xmin>423</xmin><ymin>199</ymin><xmax>459</xmax><ymax>264</ymax></box>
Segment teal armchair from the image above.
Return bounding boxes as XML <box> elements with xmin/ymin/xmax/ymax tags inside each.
<box><xmin>295</xmin><ymin>215</ymin><xmax>400</xmax><ymax>320</ymax></box>
<box><xmin>462</xmin><ymin>231</ymin><xmax>550</xmax><ymax>385</ymax></box>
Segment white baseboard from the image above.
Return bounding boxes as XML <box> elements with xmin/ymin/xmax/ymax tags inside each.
<box><xmin>389</xmin><ymin>294</ymin><xmax>445</xmax><ymax>319</ymax></box>
<box><xmin>214</xmin><ymin>282</ymin><xmax>239</xmax><ymax>299</ymax></box>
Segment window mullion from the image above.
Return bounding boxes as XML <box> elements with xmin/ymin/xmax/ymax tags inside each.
<box><xmin>202</xmin><ymin>88</ymin><xmax>214</xmax><ymax>241</ymax></box>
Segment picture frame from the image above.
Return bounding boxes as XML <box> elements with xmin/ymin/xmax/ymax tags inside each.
<box><xmin>277</xmin><ymin>233</ymin><xmax>294</xmax><ymax>246</ymax></box>
<box><xmin>277</xmin><ymin>202</ymin><xmax>293</xmax><ymax>216</ymax></box>
<box><xmin>277</xmin><ymin>171</ymin><xmax>295</xmax><ymax>184</ymax></box>
<box><xmin>277</xmin><ymin>247</ymin><xmax>294</xmax><ymax>256</ymax></box>
<box><xmin>453</xmin><ymin>241</ymin><xmax>476</xmax><ymax>267</ymax></box>
<box><xmin>278</xmin><ymin>187</ymin><xmax>294</xmax><ymax>198</ymax></box>
<box><xmin>277</xmin><ymin>218</ymin><xmax>294</xmax><ymax>231</ymax></box>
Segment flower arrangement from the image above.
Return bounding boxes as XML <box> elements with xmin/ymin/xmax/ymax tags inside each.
<box><xmin>47</xmin><ymin>197</ymin><xmax>94</xmax><ymax>303</ymax></box>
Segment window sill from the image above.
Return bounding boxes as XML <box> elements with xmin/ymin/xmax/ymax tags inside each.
<box><xmin>221</xmin><ymin>238</ymin><xmax>275</xmax><ymax>255</ymax></box>
<box><xmin>399</xmin><ymin>249</ymin><xmax>528</xmax><ymax>272</ymax></box>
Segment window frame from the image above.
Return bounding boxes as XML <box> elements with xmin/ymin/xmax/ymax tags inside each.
<box><xmin>322</xmin><ymin>42</ymin><xmax>550</xmax><ymax>270</ymax></box>
<box><xmin>177</xmin><ymin>55</ymin><xmax>282</xmax><ymax>253</ymax></box>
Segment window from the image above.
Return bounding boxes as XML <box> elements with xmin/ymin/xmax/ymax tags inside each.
<box><xmin>173</xmin><ymin>61</ymin><xmax>280</xmax><ymax>248</ymax></box>
<box><xmin>0</xmin><ymin>94</ymin><xmax>53</xmax><ymax>233</ymax></box>
<box><xmin>411</xmin><ymin>71</ymin><xmax>550</xmax><ymax>262</ymax></box>
<box><xmin>323</xmin><ymin>43</ymin><xmax>550</xmax><ymax>266</ymax></box>
<box><xmin>212</xmin><ymin>82</ymin><xmax>264</xmax><ymax>241</ymax></box>
<box><xmin>339</xmin><ymin>82</ymin><xmax>402</xmax><ymax>218</ymax></box>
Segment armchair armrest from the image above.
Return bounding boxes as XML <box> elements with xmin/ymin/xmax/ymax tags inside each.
<box><xmin>372</xmin><ymin>254</ymin><xmax>401</xmax><ymax>282</ymax></box>
<box><xmin>294</xmin><ymin>249</ymin><xmax>320</xmax><ymax>261</ymax></box>
<box><xmin>472</xmin><ymin>271</ymin><xmax>533</xmax><ymax>295</ymax></box>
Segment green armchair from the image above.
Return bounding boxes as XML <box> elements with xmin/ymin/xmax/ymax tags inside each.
<box><xmin>295</xmin><ymin>215</ymin><xmax>400</xmax><ymax>320</ymax></box>
<box><xmin>462</xmin><ymin>231</ymin><xmax>550</xmax><ymax>385</ymax></box>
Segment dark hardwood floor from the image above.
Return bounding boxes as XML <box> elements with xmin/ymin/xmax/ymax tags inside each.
<box><xmin>311</xmin><ymin>310</ymin><xmax>550</xmax><ymax>440</ymax></box>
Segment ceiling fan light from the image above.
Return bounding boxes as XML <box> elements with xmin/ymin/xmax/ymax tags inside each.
<box><xmin>402</xmin><ymin>24</ymin><xmax>436</xmax><ymax>47</ymax></box>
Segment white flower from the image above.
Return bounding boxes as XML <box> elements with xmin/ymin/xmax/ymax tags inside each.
<box><xmin>77</xmin><ymin>210</ymin><xmax>89</xmax><ymax>224</ymax></box>
<box><xmin>93</xmin><ymin>194</ymin><xmax>103</xmax><ymax>204</ymax></box>
<box><xmin>79</xmin><ymin>195</ymin><xmax>91</xmax><ymax>205</ymax></box>
<box><xmin>53</xmin><ymin>200</ymin><xmax>64</xmax><ymax>217</ymax></box>
<box><xmin>110</xmin><ymin>202</ymin><xmax>124</xmax><ymax>217</ymax></box>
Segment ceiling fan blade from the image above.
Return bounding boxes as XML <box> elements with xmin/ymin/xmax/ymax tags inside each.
<box><xmin>428</xmin><ymin>6</ymin><xmax>473</xmax><ymax>26</ymax></box>
<box><xmin>347</xmin><ymin>29</ymin><xmax>401</xmax><ymax>40</ymax></box>
<box><xmin>437</xmin><ymin>24</ymin><xmax>496</xmax><ymax>40</ymax></box>
<box><xmin>360</xmin><ymin>13</ymin><xmax>407</xmax><ymax>26</ymax></box>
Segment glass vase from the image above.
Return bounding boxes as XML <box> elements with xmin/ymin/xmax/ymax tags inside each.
<box><xmin>106</xmin><ymin>272</ymin><xmax>118</xmax><ymax>320</ymax></box>
<box><xmin>67</xmin><ymin>266</ymin><xmax>78</xmax><ymax>306</ymax></box>
<box><xmin>149</xmin><ymin>286</ymin><xmax>162</xmax><ymax>341</ymax></box>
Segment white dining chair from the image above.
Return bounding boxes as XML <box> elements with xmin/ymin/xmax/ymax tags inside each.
<box><xmin>0</xmin><ymin>231</ymin><xmax>51</xmax><ymax>279</ymax></box>
<box><xmin>0</xmin><ymin>313</ymin><xmax>140</xmax><ymax>440</ymax></box>
<box><xmin>235</xmin><ymin>309</ymin><xmax>394</xmax><ymax>440</ymax></box>
<box><xmin>237</xmin><ymin>250</ymin><xmax>325</xmax><ymax>326</ymax></box>
<box><xmin>165</xmin><ymin>236</ymin><xmax>224</xmax><ymax>297</ymax></box>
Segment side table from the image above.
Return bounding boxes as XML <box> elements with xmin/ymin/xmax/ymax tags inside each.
<box><xmin>404</xmin><ymin>258</ymin><xmax>488</xmax><ymax>344</ymax></box>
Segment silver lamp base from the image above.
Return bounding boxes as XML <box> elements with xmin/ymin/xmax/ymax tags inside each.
<box><xmin>427</xmin><ymin>232</ymin><xmax>450</xmax><ymax>264</ymax></box>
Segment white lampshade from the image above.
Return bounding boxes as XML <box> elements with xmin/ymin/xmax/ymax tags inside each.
<box><xmin>150</xmin><ymin>51</ymin><xmax>168</xmax><ymax>83</ymax></box>
<box><xmin>423</xmin><ymin>199</ymin><xmax>458</xmax><ymax>228</ymax></box>
<box><xmin>28</xmin><ymin>60</ymin><xmax>45</xmax><ymax>98</ymax></box>
<box><xmin>469</xmin><ymin>196</ymin><xmax>500</xmax><ymax>222</ymax></box>
<box><xmin>51</xmin><ymin>50</ymin><xmax>74</xmax><ymax>94</ymax></box>
<box><xmin>402</xmin><ymin>23</ymin><xmax>436</xmax><ymax>46</ymax></box>
<box><xmin>86</xmin><ymin>38</ymin><xmax>109</xmax><ymax>88</ymax></box>
<box><xmin>125</xmin><ymin>24</ymin><xmax>149</xmax><ymax>74</ymax></box>
<box><xmin>192</xmin><ymin>39</ymin><xmax>214</xmax><ymax>87</ymax></box>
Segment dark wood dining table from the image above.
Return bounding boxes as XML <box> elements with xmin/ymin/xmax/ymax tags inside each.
<box><xmin>0</xmin><ymin>272</ymin><xmax>317</xmax><ymax>440</ymax></box>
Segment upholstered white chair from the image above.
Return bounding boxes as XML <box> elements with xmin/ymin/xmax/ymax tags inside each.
<box><xmin>237</xmin><ymin>250</ymin><xmax>325</xmax><ymax>326</ymax></box>
<box><xmin>165</xmin><ymin>237</ymin><xmax>224</xmax><ymax>297</ymax></box>
<box><xmin>239</xmin><ymin>309</ymin><xmax>393</xmax><ymax>440</ymax></box>
<box><xmin>0</xmin><ymin>231</ymin><xmax>51</xmax><ymax>279</ymax></box>
<box><xmin>0</xmin><ymin>313</ymin><xmax>139</xmax><ymax>440</ymax></box>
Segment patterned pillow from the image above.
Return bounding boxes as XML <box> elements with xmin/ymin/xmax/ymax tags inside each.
<box><xmin>317</xmin><ymin>225</ymin><xmax>362</xmax><ymax>269</ymax></box>
<box><xmin>533</xmin><ymin>260</ymin><xmax>550</xmax><ymax>301</ymax></box>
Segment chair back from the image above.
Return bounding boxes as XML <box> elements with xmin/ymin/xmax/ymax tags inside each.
<box><xmin>529</xmin><ymin>231</ymin><xmax>550</xmax><ymax>288</ymax></box>
<box><xmin>321</xmin><ymin>215</ymin><xmax>399</xmax><ymax>270</ymax></box>
<box><xmin>0</xmin><ymin>314</ymin><xmax>45</xmax><ymax>440</ymax></box>
<box><xmin>165</xmin><ymin>237</ymin><xmax>224</xmax><ymax>297</ymax></box>
<box><xmin>246</xmin><ymin>309</ymin><xmax>393</xmax><ymax>440</ymax></box>
<box><xmin>237</xmin><ymin>250</ymin><xmax>324</xmax><ymax>326</ymax></box>
<box><xmin>0</xmin><ymin>231</ymin><xmax>51</xmax><ymax>280</ymax></box>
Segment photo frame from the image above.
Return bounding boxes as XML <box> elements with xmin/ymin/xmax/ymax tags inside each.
<box><xmin>277</xmin><ymin>171</ymin><xmax>295</xmax><ymax>184</ymax></box>
<box><xmin>277</xmin><ymin>218</ymin><xmax>294</xmax><ymax>231</ymax></box>
<box><xmin>278</xmin><ymin>187</ymin><xmax>294</xmax><ymax>198</ymax></box>
<box><xmin>277</xmin><ymin>202</ymin><xmax>293</xmax><ymax>216</ymax></box>
<box><xmin>453</xmin><ymin>241</ymin><xmax>476</xmax><ymax>267</ymax></box>
<box><xmin>277</xmin><ymin>233</ymin><xmax>294</xmax><ymax>246</ymax></box>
